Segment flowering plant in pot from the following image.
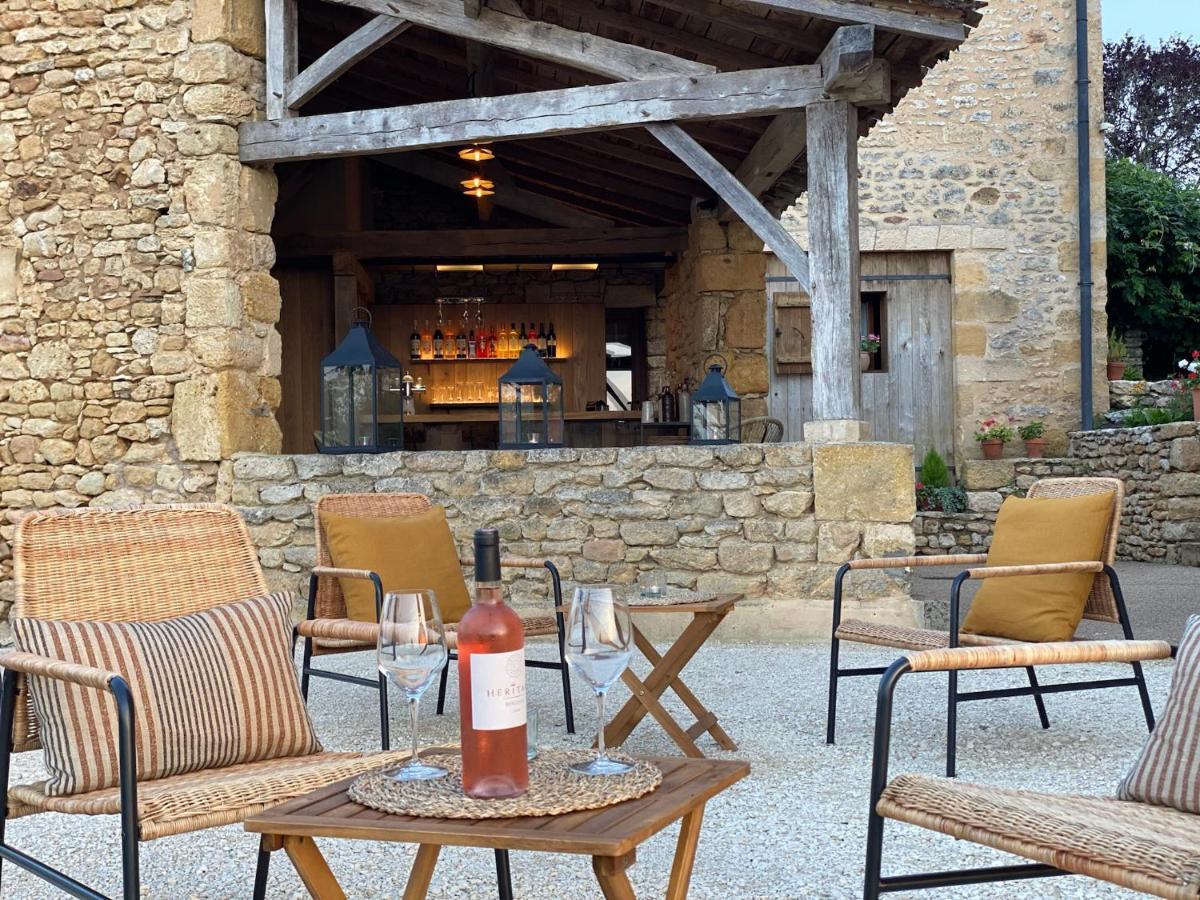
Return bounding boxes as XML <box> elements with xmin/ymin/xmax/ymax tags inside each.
<box><xmin>1018</xmin><ymin>420</ymin><xmax>1048</xmax><ymax>458</ymax></box>
<box><xmin>860</xmin><ymin>334</ymin><xmax>880</xmax><ymax>371</ymax></box>
<box><xmin>1179</xmin><ymin>351</ymin><xmax>1200</xmax><ymax>421</ymax></box>
<box><xmin>974</xmin><ymin>415</ymin><xmax>1015</xmax><ymax>460</ymax></box>
<box><xmin>1107</xmin><ymin>334</ymin><xmax>1127</xmax><ymax>381</ymax></box>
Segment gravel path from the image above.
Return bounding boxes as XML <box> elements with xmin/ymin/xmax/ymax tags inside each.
<box><xmin>1</xmin><ymin>639</ymin><xmax>1173</xmax><ymax>899</ymax></box>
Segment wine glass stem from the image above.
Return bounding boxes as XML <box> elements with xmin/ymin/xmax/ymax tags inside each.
<box><xmin>408</xmin><ymin>696</ymin><xmax>421</xmax><ymax>768</ymax></box>
<box><xmin>595</xmin><ymin>689</ymin><xmax>608</xmax><ymax>761</ymax></box>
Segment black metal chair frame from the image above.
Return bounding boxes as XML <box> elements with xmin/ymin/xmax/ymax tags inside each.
<box><xmin>862</xmin><ymin>654</ymin><xmax>1068</xmax><ymax>899</ymax></box>
<box><xmin>827</xmin><ymin>564</ymin><xmax>1156</xmax><ymax>777</ymax></box>
<box><xmin>299</xmin><ymin>561</ymin><xmax>575</xmax><ymax>738</ymax></box>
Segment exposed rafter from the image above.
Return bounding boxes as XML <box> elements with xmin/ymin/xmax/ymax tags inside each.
<box><xmin>732</xmin><ymin>0</ymin><xmax>967</xmax><ymax>41</ymax></box>
<box><xmin>716</xmin><ymin>111</ymin><xmax>807</xmax><ymax>223</ymax></box>
<box><xmin>320</xmin><ymin>0</ymin><xmax>716</xmax><ymax>81</ymax></box>
<box><xmin>241</xmin><ymin>64</ymin><xmax>890</xmax><ymax>163</ymax></box>
<box><xmin>276</xmin><ymin>227</ymin><xmax>689</xmax><ymax>259</ymax></box>
<box><xmin>285</xmin><ymin>16</ymin><xmax>411</xmax><ymax>111</ymax></box>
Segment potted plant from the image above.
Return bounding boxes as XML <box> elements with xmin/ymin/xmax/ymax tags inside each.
<box><xmin>1180</xmin><ymin>350</ymin><xmax>1200</xmax><ymax>420</ymax></box>
<box><xmin>1107</xmin><ymin>334</ymin><xmax>1127</xmax><ymax>381</ymax></box>
<box><xmin>860</xmin><ymin>333</ymin><xmax>880</xmax><ymax>371</ymax></box>
<box><xmin>1018</xmin><ymin>420</ymin><xmax>1048</xmax><ymax>458</ymax></box>
<box><xmin>974</xmin><ymin>415</ymin><xmax>1014</xmax><ymax>460</ymax></box>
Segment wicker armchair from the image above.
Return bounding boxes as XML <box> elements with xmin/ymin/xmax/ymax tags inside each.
<box><xmin>863</xmin><ymin>640</ymin><xmax>1176</xmax><ymax>899</ymax></box>
<box><xmin>827</xmin><ymin>477</ymin><xmax>1156</xmax><ymax>776</ymax></box>
<box><xmin>0</xmin><ymin>505</ymin><xmax>411</xmax><ymax>900</ymax></box>
<box><xmin>302</xmin><ymin>492</ymin><xmax>574</xmax><ymax>735</ymax></box>
<box><xmin>741</xmin><ymin>416</ymin><xmax>785</xmax><ymax>443</ymax></box>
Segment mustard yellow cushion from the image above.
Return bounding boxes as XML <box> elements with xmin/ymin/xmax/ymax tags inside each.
<box><xmin>323</xmin><ymin>506</ymin><xmax>472</xmax><ymax>624</ymax></box>
<box><xmin>961</xmin><ymin>491</ymin><xmax>1115</xmax><ymax>643</ymax></box>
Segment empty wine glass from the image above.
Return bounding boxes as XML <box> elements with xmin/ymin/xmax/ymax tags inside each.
<box><xmin>377</xmin><ymin>590</ymin><xmax>449</xmax><ymax>781</ymax></box>
<box><xmin>565</xmin><ymin>588</ymin><xmax>634</xmax><ymax>776</ymax></box>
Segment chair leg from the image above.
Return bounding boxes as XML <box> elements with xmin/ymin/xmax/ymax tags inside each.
<box><xmin>1025</xmin><ymin>667</ymin><xmax>1051</xmax><ymax>730</ymax></box>
<box><xmin>827</xmin><ymin>563</ymin><xmax>850</xmax><ymax>745</ymax></box>
<box><xmin>378</xmin><ymin>671</ymin><xmax>391</xmax><ymax>751</ymax></box>
<box><xmin>945</xmin><ymin>669</ymin><xmax>958</xmax><ymax>778</ymax></box>
<box><xmin>300</xmin><ymin>635</ymin><xmax>314</xmax><ymax>702</ymax></box>
<box><xmin>1108</xmin><ymin>566</ymin><xmax>1157</xmax><ymax>733</ymax></box>
<box><xmin>1131</xmin><ymin>660</ymin><xmax>1156</xmax><ymax>732</ymax></box>
<box><xmin>252</xmin><ymin>839</ymin><xmax>272</xmax><ymax>900</ymax></box>
<box><xmin>436</xmin><ymin>663</ymin><xmax>450</xmax><ymax>716</ymax></box>
<box><xmin>558</xmin><ymin>655</ymin><xmax>575</xmax><ymax>735</ymax></box>
<box><xmin>495</xmin><ymin>850</ymin><xmax>514</xmax><ymax>900</ymax></box>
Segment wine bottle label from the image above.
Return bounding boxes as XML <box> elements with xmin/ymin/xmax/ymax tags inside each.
<box><xmin>470</xmin><ymin>649</ymin><xmax>527</xmax><ymax>731</ymax></box>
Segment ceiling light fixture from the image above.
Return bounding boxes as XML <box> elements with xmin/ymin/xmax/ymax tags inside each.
<box><xmin>461</xmin><ymin>175</ymin><xmax>495</xmax><ymax>197</ymax></box>
<box><xmin>458</xmin><ymin>144</ymin><xmax>495</xmax><ymax>163</ymax></box>
<box><xmin>436</xmin><ymin>264</ymin><xmax>485</xmax><ymax>272</ymax></box>
<box><xmin>551</xmin><ymin>262</ymin><xmax>600</xmax><ymax>271</ymax></box>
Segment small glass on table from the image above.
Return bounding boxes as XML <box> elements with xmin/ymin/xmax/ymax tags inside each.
<box><xmin>565</xmin><ymin>588</ymin><xmax>634</xmax><ymax>776</ymax></box>
<box><xmin>377</xmin><ymin>590</ymin><xmax>449</xmax><ymax>781</ymax></box>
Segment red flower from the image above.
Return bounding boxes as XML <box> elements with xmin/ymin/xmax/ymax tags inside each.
<box><xmin>1193</xmin><ymin>350</ymin><xmax>1199</xmax><ymax>359</ymax></box>
<box><xmin>915</xmin><ymin>481</ymin><xmax>925</xmax><ymax>490</ymax></box>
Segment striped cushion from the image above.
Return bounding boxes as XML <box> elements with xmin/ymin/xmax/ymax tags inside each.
<box><xmin>1118</xmin><ymin>615</ymin><xmax>1200</xmax><ymax>813</ymax></box>
<box><xmin>12</xmin><ymin>592</ymin><xmax>321</xmax><ymax>797</ymax></box>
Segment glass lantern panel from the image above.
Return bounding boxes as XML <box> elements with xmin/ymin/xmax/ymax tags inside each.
<box><xmin>349</xmin><ymin>365</ymin><xmax>374</xmax><ymax>449</ymax></box>
<box><xmin>377</xmin><ymin>368</ymin><xmax>404</xmax><ymax>451</ymax></box>
<box><xmin>546</xmin><ymin>383</ymin><xmax>564</xmax><ymax>445</ymax></box>
<box><xmin>499</xmin><ymin>382</ymin><xmax>520</xmax><ymax>445</ymax></box>
<box><xmin>692</xmin><ymin>400</ymin><xmax>727</xmax><ymax>441</ymax></box>
<box><xmin>322</xmin><ymin>366</ymin><xmax>352</xmax><ymax>449</ymax></box>
<box><xmin>519</xmin><ymin>385</ymin><xmax>545</xmax><ymax>445</ymax></box>
<box><xmin>728</xmin><ymin>399</ymin><xmax>741</xmax><ymax>443</ymax></box>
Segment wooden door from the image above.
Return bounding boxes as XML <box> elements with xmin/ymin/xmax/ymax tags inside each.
<box><xmin>766</xmin><ymin>252</ymin><xmax>955</xmax><ymax>463</ymax></box>
<box><xmin>276</xmin><ymin>266</ymin><xmax>335</xmax><ymax>454</ymax></box>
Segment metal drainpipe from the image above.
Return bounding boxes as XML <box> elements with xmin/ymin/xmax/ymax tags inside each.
<box><xmin>1076</xmin><ymin>0</ymin><xmax>1095</xmax><ymax>431</ymax></box>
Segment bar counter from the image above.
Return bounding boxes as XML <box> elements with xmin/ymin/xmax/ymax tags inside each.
<box><xmin>403</xmin><ymin>409</ymin><xmax>653</xmax><ymax>450</ymax></box>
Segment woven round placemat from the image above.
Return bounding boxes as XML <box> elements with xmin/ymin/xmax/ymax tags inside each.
<box><xmin>349</xmin><ymin>749</ymin><xmax>661</xmax><ymax>820</ymax></box>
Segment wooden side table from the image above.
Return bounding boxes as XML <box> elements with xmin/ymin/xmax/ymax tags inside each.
<box><xmin>245</xmin><ymin>756</ymin><xmax>749</xmax><ymax>900</ymax></box>
<box><xmin>603</xmin><ymin>594</ymin><xmax>741</xmax><ymax>758</ymax></box>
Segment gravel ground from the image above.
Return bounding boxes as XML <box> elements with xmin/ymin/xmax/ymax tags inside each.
<box><xmin>0</xmin><ymin>638</ymin><xmax>1175</xmax><ymax>899</ymax></box>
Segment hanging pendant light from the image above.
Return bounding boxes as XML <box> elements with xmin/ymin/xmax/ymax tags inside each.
<box><xmin>458</xmin><ymin>144</ymin><xmax>495</xmax><ymax>163</ymax></box>
<box><xmin>461</xmin><ymin>175</ymin><xmax>495</xmax><ymax>198</ymax></box>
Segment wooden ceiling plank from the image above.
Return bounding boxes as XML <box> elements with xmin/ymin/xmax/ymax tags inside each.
<box><xmin>277</xmin><ymin>227</ymin><xmax>689</xmax><ymax>259</ymax></box>
<box><xmin>646</xmin><ymin>0</ymin><xmax>825</xmax><ymax>53</ymax></box>
<box><xmin>648</xmin><ymin>122</ymin><xmax>810</xmax><ymax>290</ymax></box>
<box><xmin>373</xmin><ymin>152</ymin><xmax>615</xmax><ymax>227</ymax></box>
<box><xmin>321</xmin><ymin>0</ymin><xmax>716</xmax><ymax>80</ymax></box>
<box><xmin>286</xmin><ymin>16</ymin><xmax>412</xmax><ymax>110</ymax></box>
<box><xmin>730</xmin><ymin>0</ymin><xmax>967</xmax><ymax>42</ymax></box>
<box><xmin>241</xmin><ymin>64</ymin><xmax>887</xmax><ymax>163</ymax></box>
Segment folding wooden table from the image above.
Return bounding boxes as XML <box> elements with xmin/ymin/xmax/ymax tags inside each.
<box><xmin>245</xmin><ymin>756</ymin><xmax>749</xmax><ymax>899</ymax></box>
<box><xmin>602</xmin><ymin>594</ymin><xmax>741</xmax><ymax>758</ymax></box>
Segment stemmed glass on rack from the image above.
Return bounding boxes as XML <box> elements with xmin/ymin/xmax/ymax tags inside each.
<box><xmin>377</xmin><ymin>590</ymin><xmax>449</xmax><ymax>781</ymax></box>
<box><xmin>565</xmin><ymin>588</ymin><xmax>634</xmax><ymax>776</ymax></box>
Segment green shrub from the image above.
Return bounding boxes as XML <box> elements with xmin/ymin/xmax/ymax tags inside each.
<box><xmin>1122</xmin><ymin>365</ymin><xmax>1143</xmax><ymax>380</ymax></box>
<box><xmin>916</xmin><ymin>486</ymin><xmax>968</xmax><ymax>513</ymax></box>
<box><xmin>1108</xmin><ymin>333</ymin><xmax>1128</xmax><ymax>361</ymax></box>
<box><xmin>917</xmin><ymin>448</ymin><xmax>951</xmax><ymax>489</ymax></box>
<box><xmin>1018</xmin><ymin>421</ymin><xmax>1046</xmax><ymax>440</ymax></box>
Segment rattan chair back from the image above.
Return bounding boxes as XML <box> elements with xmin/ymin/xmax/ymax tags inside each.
<box><xmin>312</xmin><ymin>493</ymin><xmax>434</xmax><ymax>620</ymax></box>
<box><xmin>10</xmin><ymin>503</ymin><xmax>268</xmax><ymax>752</ymax></box>
<box><xmin>741</xmin><ymin>416</ymin><xmax>785</xmax><ymax>443</ymax></box>
<box><xmin>1025</xmin><ymin>477</ymin><xmax>1124</xmax><ymax>624</ymax></box>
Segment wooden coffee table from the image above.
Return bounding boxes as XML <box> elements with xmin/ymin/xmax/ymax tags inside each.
<box><xmin>603</xmin><ymin>594</ymin><xmax>741</xmax><ymax>758</ymax></box>
<box><xmin>245</xmin><ymin>755</ymin><xmax>748</xmax><ymax>899</ymax></box>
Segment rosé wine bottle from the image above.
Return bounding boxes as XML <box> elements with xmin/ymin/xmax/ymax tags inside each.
<box><xmin>458</xmin><ymin>528</ymin><xmax>528</xmax><ymax>798</ymax></box>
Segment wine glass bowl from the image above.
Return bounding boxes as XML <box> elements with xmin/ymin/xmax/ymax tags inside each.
<box><xmin>565</xmin><ymin>588</ymin><xmax>634</xmax><ymax>776</ymax></box>
<box><xmin>377</xmin><ymin>590</ymin><xmax>449</xmax><ymax>781</ymax></box>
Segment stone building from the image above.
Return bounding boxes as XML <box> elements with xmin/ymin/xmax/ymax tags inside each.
<box><xmin>782</xmin><ymin>0</ymin><xmax>1108</xmax><ymax>460</ymax></box>
<box><xmin>0</xmin><ymin>0</ymin><xmax>1089</xmax><ymax>635</ymax></box>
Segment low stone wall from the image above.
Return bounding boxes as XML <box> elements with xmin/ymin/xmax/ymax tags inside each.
<box><xmin>229</xmin><ymin>441</ymin><xmax>919</xmax><ymax>640</ymax></box>
<box><xmin>915</xmin><ymin>424</ymin><xmax>1200</xmax><ymax>565</ymax></box>
<box><xmin>1109</xmin><ymin>379</ymin><xmax>1181</xmax><ymax>410</ymax></box>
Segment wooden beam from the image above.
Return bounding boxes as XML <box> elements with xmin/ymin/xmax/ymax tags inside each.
<box><xmin>817</xmin><ymin>24</ymin><xmax>875</xmax><ymax>92</ymax></box>
<box><xmin>321</xmin><ymin>0</ymin><xmax>714</xmax><ymax>81</ymax></box>
<box><xmin>732</xmin><ymin>0</ymin><xmax>967</xmax><ymax>42</ymax></box>
<box><xmin>716</xmin><ymin>111</ymin><xmax>807</xmax><ymax>222</ymax></box>
<box><xmin>373</xmin><ymin>153</ymin><xmax>614</xmax><ymax>227</ymax></box>
<box><xmin>646</xmin><ymin>122</ymin><xmax>810</xmax><ymax>291</ymax></box>
<box><xmin>646</xmin><ymin>0</ymin><xmax>826</xmax><ymax>53</ymax></box>
<box><xmin>277</xmin><ymin>227</ymin><xmax>689</xmax><ymax>259</ymax></box>
<box><xmin>286</xmin><ymin>16</ymin><xmax>411</xmax><ymax>110</ymax></box>
<box><xmin>805</xmin><ymin>99</ymin><xmax>860</xmax><ymax>420</ymax></box>
<box><xmin>241</xmin><ymin>65</ymin><xmax>888</xmax><ymax>163</ymax></box>
<box><xmin>265</xmin><ymin>0</ymin><xmax>298</xmax><ymax>120</ymax></box>
<box><xmin>464</xmin><ymin>0</ymin><xmax>483</xmax><ymax>16</ymax></box>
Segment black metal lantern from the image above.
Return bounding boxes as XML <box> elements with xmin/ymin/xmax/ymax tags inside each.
<box><xmin>498</xmin><ymin>345</ymin><xmax>564</xmax><ymax>449</ymax></box>
<box><xmin>318</xmin><ymin>309</ymin><xmax>405</xmax><ymax>454</ymax></box>
<box><xmin>690</xmin><ymin>355</ymin><xmax>741</xmax><ymax>445</ymax></box>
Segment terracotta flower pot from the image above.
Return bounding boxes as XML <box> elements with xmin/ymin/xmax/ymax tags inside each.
<box><xmin>980</xmin><ymin>439</ymin><xmax>1004</xmax><ymax>460</ymax></box>
<box><xmin>1107</xmin><ymin>360</ymin><xmax>1126</xmax><ymax>381</ymax></box>
<box><xmin>1023</xmin><ymin>438</ymin><xmax>1048</xmax><ymax>459</ymax></box>
<box><xmin>860</xmin><ymin>351</ymin><xmax>871</xmax><ymax>372</ymax></box>
<box><xmin>1193</xmin><ymin>387</ymin><xmax>1200</xmax><ymax>422</ymax></box>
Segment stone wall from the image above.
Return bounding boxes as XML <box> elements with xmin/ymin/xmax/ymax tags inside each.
<box><xmin>0</xmin><ymin>0</ymin><xmax>283</xmax><ymax>615</ymax></box>
<box><xmin>782</xmin><ymin>0</ymin><xmax>1110</xmax><ymax>459</ymax></box>
<box><xmin>916</xmin><ymin>425</ymin><xmax>1200</xmax><ymax>565</ymax></box>
<box><xmin>662</xmin><ymin>209</ymin><xmax>769</xmax><ymax>421</ymax></box>
<box><xmin>228</xmin><ymin>441</ymin><xmax>919</xmax><ymax>639</ymax></box>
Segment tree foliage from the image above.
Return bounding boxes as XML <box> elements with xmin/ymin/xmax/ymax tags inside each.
<box><xmin>1105</xmin><ymin>157</ymin><xmax>1200</xmax><ymax>347</ymax></box>
<box><xmin>1104</xmin><ymin>36</ymin><xmax>1200</xmax><ymax>184</ymax></box>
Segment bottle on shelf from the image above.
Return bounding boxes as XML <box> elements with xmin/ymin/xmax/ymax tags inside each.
<box><xmin>421</xmin><ymin>320</ymin><xmax>433</xmax><ymax>359</ymax></box>
<box><xmin>508</xmin><ymin>322</ymin><xmax>518</xmax><ymax>357</ymax></box>
<box><xmin>433</xmin><ymin>323</ymin><xmax>444</xmax><ymax>360</ymax></box>
<box><xmin>410</xmin><ymin>320</ymin><xmax>421</xmax><ymax>362</ymax></box>
<box><xmin>456</xmin><ymin>327</ymin><xmax>468</xmax><ymax>360</ymax></box>
<box><xmin>487</xmin><ymin>327</ymin><xmax>497</xmax><ymax>359</ymax></box>
<box><xmin>527</xmin><ymin>322</ymin><xmax>537</xmax><ymax>350</ymax></box>
<box><xmin>518</xmin><ymin>323</ymin><xmax>527</xmax><ymax>354</ymax></box>
<box><xmin>458</xmin><ymin>528</ymin><xmax>528</xmax><ymax>799</ymax></box>
<box><xmin>536</xmin><ymin>322</ymin><xmax>547</xmax><ymax>358</ymax></box>
<box><xmin>468</xmin><ymin>329</ymin><xmax>477</xmax><ymax>359</ymax></box>
<box><xmin>547</xmin><ymin>322</ymin><xmax>557</xmax><ymax>359</ymax></box>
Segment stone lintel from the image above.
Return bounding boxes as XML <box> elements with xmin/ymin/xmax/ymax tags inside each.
<box><xmin>804</xmin><ymin>419</ymin><xmax>872</xmax><ymax>443</ymax></box>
